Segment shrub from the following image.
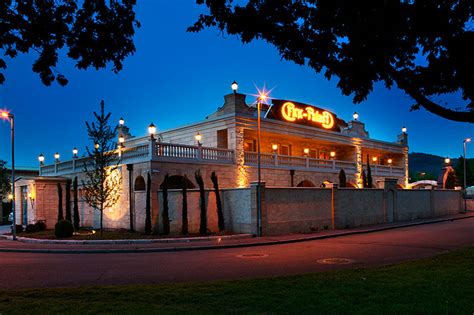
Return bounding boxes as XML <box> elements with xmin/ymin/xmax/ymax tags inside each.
<box><xmin>34</xmin><ymin>221</ymin><xmax>47</xmax><ymax>231</ymax></box>
<box><xmin>55</xmin><ymin>220</ymin><xmax>74</xmax><ymax>238</ymax></box>
<box><xmin>25</xmin><ymin>224</ymin><xmax>38</xmax><ymax>233</ymax></box>
<box><xmin>13</xmin><ymin>224</ymin><xmax>23</xmax><ymax>233</ymax></box>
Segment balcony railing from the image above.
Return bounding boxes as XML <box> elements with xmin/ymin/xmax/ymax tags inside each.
<box><xmin>244</xmin><ymin>152</ymin><xmax>357</xmax><ymax>173</ymax></box>
<box><xmin>40</xmin><ymin>141</ymin><xmax>235</xmax><ymax>176</ymax></box>
<box><xmin>363</xmin><ymin>164</ymin><xmax>405</xmax><ymax>177</ymax></box>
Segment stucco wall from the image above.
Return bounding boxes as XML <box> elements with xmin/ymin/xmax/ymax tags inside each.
<box><xmin>396</xmin><ymin>190</ymin><xmax>432</xmax><ymax>221</ymax></box>
<box><xmin>222</xmin><ymin>188</ymin><xmax>252</xmax><ymax>234</ymax></box>
<box><xmin>264</xmin><ymin>188</ymin><xmax>332</xmax><ymax>235</ymax></box>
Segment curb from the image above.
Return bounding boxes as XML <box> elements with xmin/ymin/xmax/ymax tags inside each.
<box><xmin>1</xmin><ymin>214</ymin><xmax>473</xmax><ymax>254</ymax></box>
<box><xmin>0</xmin><ymin>233</ymin><xmax>253</xmax><ymax>245</ymax></box>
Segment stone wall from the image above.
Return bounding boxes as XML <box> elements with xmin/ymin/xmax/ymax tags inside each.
<box><xmin>263</xmin><ymin>188</ymin><xmax>332</xmax><ymax>235</ymax></box>
<box><xmin>335</xmin><ymin>189</ymin><xmax>385</xmax><ymax>228</ymax></box>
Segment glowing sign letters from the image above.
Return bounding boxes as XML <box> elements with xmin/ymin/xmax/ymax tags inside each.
<box><xmin>280</xmin><ymin>102</ymin><xmax>335</xmax><ymax>129</ymax></box>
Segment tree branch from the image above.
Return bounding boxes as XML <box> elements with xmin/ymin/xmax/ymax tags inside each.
<box><xmin>388</xmin><ymin>66</ymin><xmax>474</xmax><ymax>123</ymax></box>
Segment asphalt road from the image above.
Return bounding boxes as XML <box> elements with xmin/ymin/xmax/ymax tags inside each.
<box><xmin>0</xmin><ymin>218</ymin><xmax>473</xmax><ymax>290</ymax></box>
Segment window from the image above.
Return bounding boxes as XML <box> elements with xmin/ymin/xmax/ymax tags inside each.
<box><xmin>309</xmin><ymin>149</ymin><xmax>317</xmax><ymax>159</ymax></box>
<box><xmin>244</xmin><ymin>140</ymin><xmax>256</xmax><ymax>152</ymax></box>
<box><xmin>280</xmin><ymin>145</ymin><xmax>291</xmax><ymax>156</ymax></box>
<box><xmin>217</xmin><ymin>129</ymin><xmax>228</xmax><ymax>149</ymax></box>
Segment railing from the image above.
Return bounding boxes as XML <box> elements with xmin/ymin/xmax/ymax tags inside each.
<box><xmin>244</xmin><ymin>152</ymin><xmax>357</xmax><ymax>173</ymax></box>
<box><xmin>41</xmin><ymin>142</ymin><xmax>235</xmax><ymax>176</ymax></box>
<box><xmin>364</xmin><ymin>164</ymin><xmax>405</xmax><ymax>177</ymax></box>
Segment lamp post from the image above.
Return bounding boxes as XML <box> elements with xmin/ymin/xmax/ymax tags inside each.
<box><xmin>1</xmin><ymin>111</ymin><xmax>15</xmax><ymax>240</ymax></box>
<box><xmin>463</xmin><ymin>138</ymin><xmax>471</xmax><ymax>211</ymax></box>
<box><xmin>148</xmin><ymin>123</ymin><xmax>156</xmax><ymax>139</ymax></box>
<box><xmin>256</xmin><ymin>92</ymin><xmax>267</xmax><ymax>237</ymax></box>
<box><xmin>231</xmin><ymin>81</ymin><xmax>238</xmax><ymax>94</ymax></box>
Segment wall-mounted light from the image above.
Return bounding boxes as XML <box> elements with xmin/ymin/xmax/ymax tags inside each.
<box><xmin>27</xmin><ymin>192</ymin><xmax>35</xmax><ymax>208</ymax></box>
<box><xmin>272</xmin><ymin>144</ymin><xmax>278</xmax><ymax>152</ymax></box>
<box><xmin>118</xmin><ymin>135</ymin><xmax>125</xmax><ymax>144</ymax></box>
<box><xmin>148</xmin><ymin>123</ymin><xmax>156</xmax><ymax>138</ymax></box>
<box><xmin>54</xmin><ymin>152</ymin><xmax>60</xmax><ymax>162</ymax></box>
<box><xmin>387</xmin><ymin>158</ymin><xmax>393</xmax><ymax>165</ymax></box>
<box><xmin>303</xmin><ymin>148</ymin><xmax>310</xmax><ymax>156</ymax></box>
<box><xmin>231</xmin><ymin>80</ymin><xmax>238</xmax><ymax>93</ymax></box>
<box><xmin>330</xmin><ymin>151</ymin><xmax>336</xmax><ymax>158</ymax></box>
<box><xmin>353</xmin><ymin>112</ymin><xmax>359</xmax><ymax>121</ymax></box>
<box><xmin>38</xmin><ymin>154</ymin><xmax>45</xmax><ymax>166</ymax></box>
<box><xmin>72</xmin><ymin>148</ymin><xmax>78</xmax><ymax>158</ymax></box>
<box><xmin>195</xmin><ymin>132</ymin><xmax>202</xmax><ymax>145</ymax></box>
<box><xmin>7</xmin><ymin>193</ymin><xmax>13</xmax><ymax>201</ymax></box>
<box><xmin>372</xmin><ymin>156</ymin><xmax>378</xmax><ymax>162</ymax></box>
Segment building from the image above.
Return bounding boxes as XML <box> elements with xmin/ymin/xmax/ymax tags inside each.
<box><xmin>14</xmin><ymin>87</ymin><xmax>411</xmax><ymax>232</ymax></box>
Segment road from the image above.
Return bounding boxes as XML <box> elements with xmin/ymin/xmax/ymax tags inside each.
<box><xmin>0</xmin><ymin>218</ymin><xmax>473</xmax><ymax>290</ymax></box>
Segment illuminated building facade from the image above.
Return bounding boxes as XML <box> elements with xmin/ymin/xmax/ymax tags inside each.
<box><xmin>15</xmin><ymin>90</ymin><xmax>409</xmax><ymax>231</ymax></box>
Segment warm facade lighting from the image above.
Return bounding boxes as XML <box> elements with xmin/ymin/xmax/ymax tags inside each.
<box><xmin>54</xmin><ymin>152</ymin><xmax>60</xmax><ymax>161</ymax></box>
<box><xmin>231</xmin><ymin>81</ymin><xmax>238</xmax><ymax>92</ymax></box>
<box><xmin>303</xmin><ymin>148</ymin><xmax>310</xmax><ymax>155</ymax></box>
<box><xmin>8</xmin><ymin>193</ymin><xmax>13</xmax><ymax>201</ymax></box>
<box><xmin>402</xmin><ymin>126</ymin><xmax>407</xmax><ymax>133</ymax></box>
<box><xmin>119</xmin><ymin>118</ymin><xmax>125</xmax><ymax>126</ymax></box>
<box><xmin>330</xmin><ymin>151</ymin><xmax>336</xmax><ymax>158</ymax></box>
<box><xmin>118</xmin><ymin>135</ymin><xmax>125</xmax><ymax>144</ymax></box>
<box><xmin>148</xmin><ymin>123</ymin><xmax>156</xmax><ymax>137</ymax></box>
<box><xmin>72</xmin><ymin>148</ymin><xmax>78</xmax><ymax>157</ymax></box>
<box><xmin>353</xmin><ymin>112</ymin><xmax>359</xmax><ymax>120</ymax></box>
<box><xmin>272</xmin><ymin>144</ymin><xmax>278</xmax><ymax>151</ymax></box>
<box><xmin>388</xmin><ymin>158</ymin><xmax>393</xmax><ymax>164</ymax></box>
<box><xmin>372</xmin><ymin>156</ymin><xmax>377</xmax><ymax>162</ymax></box>
<box><xmin>445</xmin><ymin>157</ymin><xmax>451</xmax><ymax>164</ymax></box>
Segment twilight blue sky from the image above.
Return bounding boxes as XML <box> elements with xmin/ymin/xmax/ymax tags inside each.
<box><xmin>0</xmin><ymin>1</ymin><xmax>472</xmax><ymax>168</ymax></box>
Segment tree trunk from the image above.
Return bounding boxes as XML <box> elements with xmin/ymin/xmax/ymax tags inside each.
<box><xmin>100</xmin><ymin>204</ymin><xmax>103</xmax><ymax>236</ymax></box>
<box><xmin>211</xmin><ymin>172</ymin><xmax>225</xmax><ymax>232</ymax></box>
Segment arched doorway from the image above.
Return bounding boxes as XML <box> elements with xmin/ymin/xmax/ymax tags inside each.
<box><xmin>134</xmin><ymin>176</ymin><xmax>146</xmax><ymax>191</ymax></box>
<box><xmin>161</xmin><ymin>175</ymin><xmax>196</xmax><ymax>189</ymax></box>
<box><xmin>296</xmin><ymin>180</ymin><xmax>316</xmax><ymax>187</ymax></box>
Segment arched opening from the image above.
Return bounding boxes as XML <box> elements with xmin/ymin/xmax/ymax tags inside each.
<box><xmin>161</xmin><ymin>175</ymin><xmax>196</xmax><ymax>189</ymax></box>
<box><xmin>134</xmin><ymin>176</ymin><xmax>146</xmax><ymax>191</ymax></box>
<box><xmin>296</xmin><ymin>180</ymin><xmax>316</xmax><ymax>187</ymax></box>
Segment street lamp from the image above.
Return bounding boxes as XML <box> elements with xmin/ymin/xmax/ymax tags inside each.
<box><xmin>445</xmin><ymin>157</ymin><xmax>451</xmax><ymax>165</ymax></box>
<box><xmin>256</xmin><ymin>90</ymin><xmax>268</xmax><ymax>237</ymax></box>
<box><xmin>54</xmin><ymin>152</ymin><xmax>60</xmax><ymax>162</ymax></box>
<box><xmin>72</xmin><ymin>148</ymin><xmax>78</xmax><ymax>158</ymax></box>
<box><xmin>463</xmin><ymin>137</ymin><xmax>471</xmax><ymax>211</ymax></box>
<box><xmin>231</xmin><ymin>81</ymin><xmax>238</xmax><ymax>93</ymax></box>
<box><xmin>148</xmin><ymin>123</ymin><xmax>156</xmax><ymax>138</ymax></box>
<box><xmin>1</xmin><ymin>110</ymin><xmax>16</xmax><ymax>240</ymax></box>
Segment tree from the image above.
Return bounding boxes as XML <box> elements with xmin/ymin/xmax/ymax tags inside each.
<box><xmin>57</xmin><ymin>183</ymin><xmax>63</xmax><ymax>221</ymax></box>
<box><xmin>211</xmin><ymin>171</ymin><xmax>225</xmax><ymax>232</ymax></box>
<box><xmin>82</xmin><ymin>101</ymin><xmax>121</xmax><ymax>235</ymax></box>
<box><xmin>73</xmin><ymin>176</ymin><xmax>80</xmax><ymax>230</ymax></box>
<box><xmin>0</xmin><ymin>163</ymin><xmax>10</xmax><ymax>201</ymax></box>
<box><xmin>145</xmin><ymin>173</ymin><xmax>152</xmax><ymax>234</ymax></box>
<box><xmin>0</xmin><ymin>1</ymin><xmax>139</xmax><ymax>86</ymax></box>
<box><xmin>161</xmin><ymin>174</ymin><xmax>170</xmax><ymax>235</ymax></box>
<box><xmin>338</xmin><ymin>169</ymin><xmax>347</xmax><ymax>188</ymax></box>
<box><xmin>195</xmin><ymin>170</ymin><xmax>207</xmax><ymax>235</ymax></box>
<box><xmin>367</xmin><ymin>155</ymin><xmax>373</xmax><ymax>188</ymax></box>
<box><xmin>65</xmin><ymin>179</ymin><xmax>72</xmax><ymax>222</ymax></box>
<box><xmin>181</xmin><ymin>175</ymin><xmax>189</xmax><ymax>235</ymax></box>
<box><xmin>454</xmin><ymin>156</ymin><xmax>474</xmax><ymax>188</ymax></box>
<box><xmin>190</xmin><ymin>1</ymin><xmax>474</xmax><ymax>123</ymax></box>
<box><xmin>445</xmin><ymin>170</ymin><xmax>457</xmax><ymax>189</ymax></box>
<box><xmin>362</xmin><ymin>170</ymin><xmax>367</xmax><ymax>189</ymax></box>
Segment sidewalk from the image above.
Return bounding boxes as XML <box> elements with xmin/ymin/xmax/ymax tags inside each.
<box><xmin>0</xmin><ymin>213</ymin><xmax>473</xmax><ymax>254</ymax></box>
